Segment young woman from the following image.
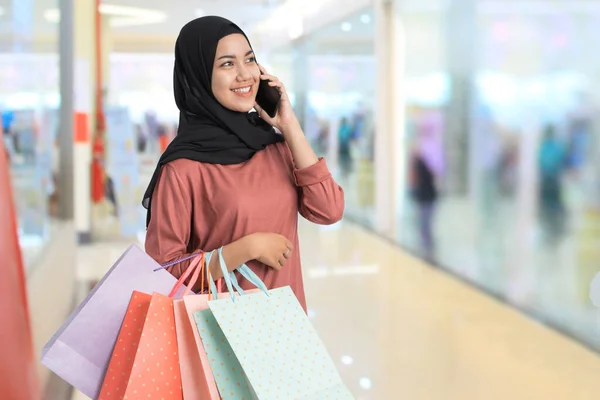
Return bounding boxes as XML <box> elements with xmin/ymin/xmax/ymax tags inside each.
<box><xmin>143</xmin><ymin>16</ymin><xmax>344</xmax><ymax>311</ymax></box>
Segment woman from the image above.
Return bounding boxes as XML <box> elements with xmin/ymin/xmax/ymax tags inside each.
<box><xmin>143</xmin><ymin>16</ymin><xmax>344</xmax><ymax>312</ymax></box>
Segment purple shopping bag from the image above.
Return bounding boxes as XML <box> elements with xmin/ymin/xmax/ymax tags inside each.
<box><xmin>40</xmin><ymin>244</ymin><xmax>193</xmax><ymax>399</ymax></box>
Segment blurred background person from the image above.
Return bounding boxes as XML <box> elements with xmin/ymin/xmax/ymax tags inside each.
<box><xmin>337</xmin><ymin>116</ymin><xmax>353</xmax><ymax>178</ymax></box>
<box><xmin>538</xmin><ymin>124</ymin><xmax>567</xmax><ymax>244</ymax></box>
<box><xmin>409</xmin><ymin>122</ymin><xmax>444</xmax><ymax>262</ymax></box>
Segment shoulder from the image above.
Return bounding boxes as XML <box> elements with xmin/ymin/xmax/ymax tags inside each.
<box><xmin>265</xmin><ymin>141</ymin><xmax>294</xmax><ymax>168</ymax></box>
<box><xmin>158</xmin><ymin>159</ymin><xmax>206</xmax><ymax>188</ymax></box>
<box><xmin>165</xmin><ymin>158</ymin><xmax>200</xmax><ymax>171</ymax></box>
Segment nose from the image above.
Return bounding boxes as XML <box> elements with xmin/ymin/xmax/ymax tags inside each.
<box><xmin>236</xmin><ymin>63</ymin><xmax>253</xmax><ymax>82</ymax></box>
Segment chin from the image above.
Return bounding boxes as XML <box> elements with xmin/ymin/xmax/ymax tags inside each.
<box><xmin>228</xmin><ymin>100</ymin><xmax>256</xmax><ymax>113</ymax></box>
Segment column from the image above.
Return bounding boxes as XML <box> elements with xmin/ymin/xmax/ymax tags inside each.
<box><xmin>90</xmin><ymin>14</ymin><xmax>115</xmax><ymax>237</ymax></box>
<box><xmin>443</xmin><ymin>0</ymin><xmax>477</xmax><ymax>196</ymax></box>
<box><xmin>58</xmin><ymin>0</ymin><xmax>74</xmax><ymax>220</ymax></box>
<box><xmin>58</xmin><ymin>0</ymin><xmax>97</xmax><ymax>243</ymax></box>
<box><xmin>291</xmin><ymin>38</ymin><xmax>310</xmax><ymax>130</ymax></box>
<box><xmin>373</xmin><ymin>0</ymin><xmax>406</xmax><ymax>237</ymax></box>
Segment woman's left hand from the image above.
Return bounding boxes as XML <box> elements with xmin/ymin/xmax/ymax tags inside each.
<box><xmin>254</xmin><ymin>65</ymin><xmax>299</xmax><ymax>134</ymax></box>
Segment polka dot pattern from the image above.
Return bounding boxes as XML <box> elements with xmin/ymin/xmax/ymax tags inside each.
<box><xmin>303</xmin><ymin>384</ymin><xmax>355</xmax><ymax>399</ymax></box>
<box><xmin>193</xmin><ymin>309</ymin><xmax>257</xmax><ymax>400</ymax></box>
<box><xmin>99</xmin><ymin>291</ymin><xmax>183</xmax><ymax>400</ymax></box>
<box><xmin>207</xmin><ymin>286</ymin><xmax>354</xmax><ymax>400</ymax></box>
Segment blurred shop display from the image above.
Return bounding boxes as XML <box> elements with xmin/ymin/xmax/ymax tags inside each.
<box><xmin>91</xmin><ymin>102</ymin><xmax>177</xmax><ymax>239</ymax></box>
<box><xmin>302</xmin><ymin>52</ymin><xmax>377</xmax><ymax>226</ymax></box>
<box><xmin>2</xmin><ymin>107</ymin><xmax>57</xmax><ymax>265</ymax></box>
<box><xmin>104</xmin><ymin>106</ymin><xmax>145</xmax><ymax>238</ymax></box>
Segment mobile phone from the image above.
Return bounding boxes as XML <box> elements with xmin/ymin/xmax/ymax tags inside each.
<box><xmin>255</xmin><ymin>78</ymin><xmax>281</xmax><ymax>118</ymax></box>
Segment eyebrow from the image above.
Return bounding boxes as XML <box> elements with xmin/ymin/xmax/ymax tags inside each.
<box><xmin>217</xmin><ymin>50</ymin><xmax>254</xmax><ymax>61</ymax></box>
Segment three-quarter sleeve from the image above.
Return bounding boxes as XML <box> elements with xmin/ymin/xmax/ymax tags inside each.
<box><xmin>294</xmin><ymin>157</ymin><xmax>345</xmax><ymax>224</ymax></box>
<box><xmin>145</xmin><ymin>163</ymin><xmax>197</xmax><ymax>279</ymax></box>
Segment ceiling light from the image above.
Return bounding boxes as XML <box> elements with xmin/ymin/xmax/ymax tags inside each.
<box><xmin>360</xmin><ymin>14</ymin><xmax>371</xmax><ymax>24</ymax></box>
<box><xmin>44</xmin><ymin>4</ymin><xmax>167</xmax><ymax>27</ymax></box>
<box><xmin>341</xmin><ymin>22</ymin><xmax>352</xmax><ymax>32</ymax></box>
<box><xmin>102</xmin><ymin>4</ymin><xmax>167</xmax><ymax>27</ymax></box>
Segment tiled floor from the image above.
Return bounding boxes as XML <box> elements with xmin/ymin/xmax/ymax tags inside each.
<box><xmin>337</xmin><ymin>155</ymin><xmax>600</xmax><ymax>354</ymax></box>
<box><xmin>71</xmin><ymin>218</ymin><xmax>600</xmax><ymax>399</ymax></box>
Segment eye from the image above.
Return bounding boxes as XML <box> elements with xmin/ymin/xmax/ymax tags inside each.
<box><xmin>220</xmin><ymin>61</ymin><xmax>233</xmax><ymax>67</ymax></box>
<box><xmin>247</xmin><ymin>56</ymin><xmax>256</xmax><ymax>63</ymax></box>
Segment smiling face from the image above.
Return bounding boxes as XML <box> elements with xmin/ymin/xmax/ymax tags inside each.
<box><xmin>211</xmin><ymin>33</ymin><xmax>260</xmax><ymax>113</ymax></box>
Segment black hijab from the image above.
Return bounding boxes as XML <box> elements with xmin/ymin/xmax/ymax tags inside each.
<box><xmin>142</xmin><ymin>16</ymin><xmax>283</xmax><ymax>226</ymax></box>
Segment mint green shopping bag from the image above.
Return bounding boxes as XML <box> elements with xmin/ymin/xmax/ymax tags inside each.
<box><xmin>193</xmin><ymin>250</ymin><xmax>258</xmax><ymax>400</ymax></box>
<box><xmin>195</xmin><ymin>248</ymin><xmax>354</xmax><ymax>400</ymax></box>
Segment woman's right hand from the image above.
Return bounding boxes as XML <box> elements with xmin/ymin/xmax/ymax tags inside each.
<box><xmin>246</xmin><ymin>232</ymin><xmax>293</xmax><ymax>271</ymax></box>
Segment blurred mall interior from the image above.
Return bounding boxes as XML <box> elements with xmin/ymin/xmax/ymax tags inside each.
<box><xmin>2</xmin><ymin>0</ymin><xmax>600</xmax><ymax>399</ymax></box>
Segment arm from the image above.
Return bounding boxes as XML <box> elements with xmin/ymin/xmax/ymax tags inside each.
<box><xmin>254</xmin><ymin>66</ymin><xmax>345</xmax><ymax>225</ymax></box>
<box><xmin>293</xmin><ymin>155</ymin><xmax>345</xmax><ymax>225</ymax></box>
<box><xmin>281</xmin><ymin>118</ymin><xmax>319</xmax><ymax>169</ymax></box>
<box><xmin>145</xmin><ymin>164</ymin><xmax>255</xmax><ymax>290</ymax></box>
<box><xmin>282</xmin><ymin>121</ymin><xmax>345</xmax><ymax>224</ymax></box>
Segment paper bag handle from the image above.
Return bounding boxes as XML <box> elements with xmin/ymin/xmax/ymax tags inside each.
<box><xmin>168</xmin><ymin>253</ymin><xmax>204</xmax><ymax>298</ymax></box>
<box><xmin>214</xmin><ymin>247</ymin><xmax>269</xmax><ymax>302</ymax></box>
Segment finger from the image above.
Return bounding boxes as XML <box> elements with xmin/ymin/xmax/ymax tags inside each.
<box><xmin>269</xmin><ymin>259</ymin><xmax>281</xmax><ymax>270</ymax></box>
<box><xmin>260</xmin><ymin>73</ymin><xmax>279</xmax><ymax>84</ymax></box>
<box><xmin>278</xmin><ymin>257</ymin><xmax>287</xmax><ymax>267</ymax></box>
<box><xmin>283</xmin><ymin>250</ymin><xmax>291</xmax><ymax>259</ymax></box>
<box><xmin>286</xmin><ymin>240</ymin><xmax>293</xmax><ymax>250</ymax></box>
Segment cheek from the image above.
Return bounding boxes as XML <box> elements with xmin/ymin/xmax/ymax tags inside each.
<box><xmin>211</xmin><ymin>73</ymin><xmax>229</xmax><ymax>98</ymax></box>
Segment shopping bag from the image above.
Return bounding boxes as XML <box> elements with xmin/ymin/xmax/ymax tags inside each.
<box><xmin>40</xmin><ymin>245</ymin><xmax>193</xmax><ymax>399</ymax></box>
<box><xmin>98</xmin><ymin>253</ymin><xmax>205</xmax><ymax>400</ymax></box>
<box><xmin>174</xmin><ymin>251</ymin><xmax>260</xmax><ymax>400</ymax></box>
<box><xmin>196</xmin><ymin>249</ymin><xmax>354</xmax><ymax>400</ymax></box>
<box><xmin>172</xmin><ymin>250</ymin><xmax>218</xmax><ymax>400</ymax></box>
<box><xmin>0</xmin><ymin>129</ymin><xmax>41</xmax><ymax>399</ymax></box>
<box><xmin>191</xmin><ymin>250</ymin><xmax>260</xmax><ymax>400</ymax></box>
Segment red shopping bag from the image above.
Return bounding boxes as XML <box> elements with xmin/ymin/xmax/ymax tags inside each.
<box><xmin>0</xmin><ymin>120</ymin><xmax>40</xmax><ymax>399</ymax></box>
<box><xmin>98</xmin><ymin>253</ymin><xmax>205</xmax><ymax>400</ymax></box>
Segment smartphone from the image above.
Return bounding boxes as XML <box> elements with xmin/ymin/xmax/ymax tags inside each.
<box><xmin>255</xmin><ymin>78</ymin><xmax>281</xmax><ymax>118</ymax></box>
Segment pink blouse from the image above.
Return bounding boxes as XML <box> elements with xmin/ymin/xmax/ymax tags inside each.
<box><xmin>145</xmin><ymin>141</ymin><xmax>345</xmax><ymax>311</ymax></box>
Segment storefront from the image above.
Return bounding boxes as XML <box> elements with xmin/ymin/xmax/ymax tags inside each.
<box><xmin>1</xmin><ymin>4</ymin><xmax>60</xmax><ymax>268</ymax></box>
<box><xmin>266</xmin><ymin>0</ymin><xmax>600</xmax><ymax>352</ymax></box>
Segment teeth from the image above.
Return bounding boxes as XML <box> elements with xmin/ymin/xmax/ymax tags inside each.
<box><xmin>232</xmin><ymin>87</ymin><xmax>251</xmax><ymax>93</ymax></box>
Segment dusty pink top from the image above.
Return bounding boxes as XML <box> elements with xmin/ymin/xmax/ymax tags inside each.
<box><xmin>145</xmin><ymin>141</ymin><xmax>345</xmax><ymax>311</ymax></box>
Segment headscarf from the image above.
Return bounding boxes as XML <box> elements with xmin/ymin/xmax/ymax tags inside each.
<box><xmin>142</xmin><ymin>16</ymin><xmax>283</xmax><ymax>226</ymax></box>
